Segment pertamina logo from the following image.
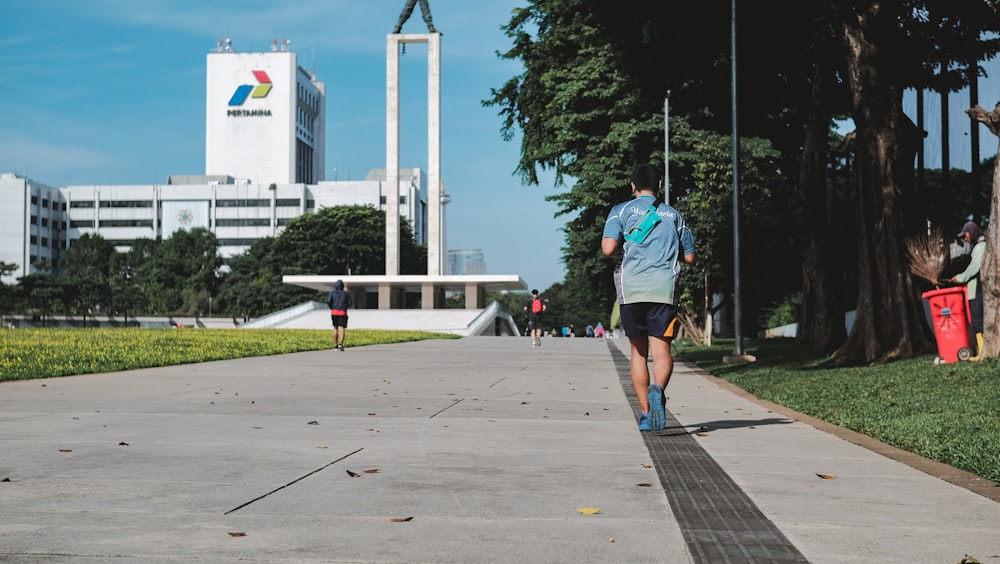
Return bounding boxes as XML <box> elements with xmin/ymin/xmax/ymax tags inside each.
<box><xmin>227</xmin><ymin>70</ymin><xmax>273</xmax><ymax>117</ymax></box>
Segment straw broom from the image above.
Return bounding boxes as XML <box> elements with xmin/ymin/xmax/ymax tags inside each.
<box><xmin>906</xmin><ymin>227</ymin><xmax>947</xmax><ymax>287</ymax></box>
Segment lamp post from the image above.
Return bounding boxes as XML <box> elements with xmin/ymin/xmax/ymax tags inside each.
<box><xmin>730</xmin><ymin>0</ymin><xmax>744</xmax><ymax>356</ymax></box>
<box><xmin>664</xmin><ymin>90</ymin><xmax>671</xmax><ymax>204</ymax></box>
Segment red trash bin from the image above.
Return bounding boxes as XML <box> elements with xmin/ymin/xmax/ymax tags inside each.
<box><xmin>922</xmin><ymin>286</ymin><xmax>974</xmax><ymax>363</ymax></box>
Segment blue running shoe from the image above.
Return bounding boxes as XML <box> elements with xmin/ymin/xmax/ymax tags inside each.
<box><xmin>647</xmin><ymin>384</ymin><xmax>665</xmax><ymax>433</ymax></box>
<box><xmin>638</xmin><ymin>413</ymin><xmax>651</xmax><ymax>432</ymax></box>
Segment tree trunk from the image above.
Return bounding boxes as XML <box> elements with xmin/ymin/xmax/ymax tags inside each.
<box><xmin>833</xmin><ymin>10</ymin><xmax>933</xmax><ymax>365</ymax></box>
<box><xmin>964</xmin><ymin>103</ymin><xmax>1000</xmax><ymax>358</ymax></box>
<box><xmin>795</xmin><ymin>61</ymin><xmax>846</xmax><ymax>352</ymax></box>
<box><xmin>702</xmin><ymin>271</ymin><xmax>716</xmax><ymax>346</ymax></box>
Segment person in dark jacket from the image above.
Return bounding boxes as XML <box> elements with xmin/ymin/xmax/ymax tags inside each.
<box><xmin>327</xmin><ymin>280</ymin><xmax>353</xmax><ymax>351</ymax></box>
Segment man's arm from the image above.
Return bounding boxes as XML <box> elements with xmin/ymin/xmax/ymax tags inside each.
<box><xmin>601</xmin><ymin>237</ymin><xmax>620</xmax><ymax>257</ymax></box>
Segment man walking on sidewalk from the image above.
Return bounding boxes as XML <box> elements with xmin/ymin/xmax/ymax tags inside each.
<box><xmin>326</xmin><ymin>279</ymin><xmax>352</xmax><ymax>351</ymax></box>
<box><xmin>524</xmin><ymin>289</ymin><xmax>547</xmax><ymax>347</ymax></box>
<box><xmin>601</xmin><ymin>163</ymin><xmax>695</xmax><ymax>432</ymax></box>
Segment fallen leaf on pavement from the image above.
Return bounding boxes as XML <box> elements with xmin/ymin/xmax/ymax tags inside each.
<box><xmin>636</xmin><ymin>483</ymin><xmax>652</xmax><ymax>487</ymax></box>
<box><xmin>228</xmin><ymin>532</ymin><xmax>246</xmax><ymax>537</ymax></box>
<box><xmin>59</xmin><ymin>449</ymin><xmax>72</xmax><ymax>453</ymax></box>
<box><xmin>577</xmin><ymin>507</ymin><xmax>601</xmax><ymax>515</ymax></box>
<box><xmin>307</xmin><ymin>421</ymin><xmax>319</xmax><ymax>425</ymax></box>
<box><xmin>118</xmin><ymin>441</ymin><xmax>129</xmax><ymax>446</ymax></box>
<box><xmin>815</xmin><ymin>473</ymin><xmax>836</xmax><ymax>480</ymax></box>
<box><xmin>346</xmin><ymin>470</ymin><xmax>360</xmax><ymax>478</ymax></box>
<box><xmin>364</xmin><ymin>468</ymin><xmax>380</xmax><ymax>473</ymax></box>
<box><xmin>389</xmin><ymin>516</ymin><xmax>413</xmax><ymax>522</ymax></box>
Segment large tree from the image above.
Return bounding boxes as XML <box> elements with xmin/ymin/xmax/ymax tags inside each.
<box><xmin>136</xmin><ymin>228</ymin><xmax>222</xmax><ymax>316</ymax></box>
<box><xmin>489</xmin><ymin>1</ymin><xmax>815</xmax><ymax>336</ymax></box>
<box><xmin>965</xmin><ymin>104</ymin><xmax>1000</xmax><ymax>359</ymax></box>
<box><xmin>0</xmin><ymin>262</ymin><xmax>19</xmax><ymax>326</ymax></box>
<box><xmin>830</xmin><ymin>0</ymin><xmax>1000</xmax><ymax>363</ymax></box>
<box><xmin>216</xmin><ymin>205</ymin><xmax>427</xmax><ymax>316</ymax></box>
<box><xmin>61</xmin><ymin>233</ymin><xmax>116</xmax><ymax>325</ymax></box>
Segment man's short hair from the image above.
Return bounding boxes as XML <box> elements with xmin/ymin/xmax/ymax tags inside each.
<box><xmin>630</xmin><ymin>163</ymin><xmax>660</xmax><ymax>191</ymax></box>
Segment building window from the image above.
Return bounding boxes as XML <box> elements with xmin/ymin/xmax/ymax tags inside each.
<box><xmin>70</xmin><ymin>201</ymin><xmax>96</xmax><ymax>208</ymax></box>
<box><xmin>306</xmin><ymin>199</ymin><xmax>315</xmax><ymax>209</ymax></box>
<box><xmin>216</xmin><ymin>199</ymin><xmax>270</xmax><ymax>208</ymax></box>
<box><xmin>30</xmin><ymin>216</ymin><xmax>37</xmax><ymax>225</ymax></box>
<box><xmin>41</xmin><ymin>218</ymin><xmax>48</xmax><ymax>227</ymax></box>
<box><xmin>30</xmin><ymin>235</ymin><xmax>37</xmax><ymax>244</ymax></box>
<box><xmin>275</xmin><ymin>198</ymin><xmax>301</xmax><ymax>207</ymax></box>
<box><xmin>99</xmin><ymin>200</ymin><xmax>153</xmax><ymax>208</ymax></box>
<box><xmin>70</xmin><ymin>220</ymin><xmax>96</xmax><ymax>228</ymax></box>
<box><xmin>31</xmin><ymin>195</ymin><xmax>38</xmax><ymax>205</ymax></box>
<box><xmin>98</xmin><ymin>219</ymin><xmax>154</xmax><ymax>228</ymax></box>
<box><xmin>217</xmin><ymin>238</ymin><xmax>259</xmax><ymax>246</ymax></box>
<box><xmin>216</xmin><ymin>218</ymin><xmax>270</xmax><ymax>227</ymax></box>
<box><xmin>41</xmin><ymin>237</ymin><xmax>48</xmax><ymax>248</ymax></box>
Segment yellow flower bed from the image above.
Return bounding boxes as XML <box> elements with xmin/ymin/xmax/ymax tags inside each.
<box><xmin>0</xmin><ymin>328</ymin><xmax>458</xmax><ymax>381</ymax></box>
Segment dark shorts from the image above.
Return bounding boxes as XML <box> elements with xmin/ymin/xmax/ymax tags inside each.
<box><xmin>331</xmin><ymin>314</ymin><xmax>348</xmax><ymax>328</ymax></box>
<box><xmin>528</xmin><ymin>313</ymin><xmax>543</xmax><ymax>330</ymax></box>
<box><xmin>619</xmin><ymin>302</ymin><xmax>678</xmax><ymax>340</ymax></box>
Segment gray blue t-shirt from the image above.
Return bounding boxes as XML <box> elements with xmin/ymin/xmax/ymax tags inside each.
<box><xmin>603</xmin><ymin>195</ymin><xmax>695</xmax><ymax>305</ymax></box>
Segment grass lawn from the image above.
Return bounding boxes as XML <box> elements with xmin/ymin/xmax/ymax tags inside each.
<box><xmin>0</xmin><ymin>327</ymin><xmax>459</xmax><ymax>381</ymax></box>
<box><xmin>673</xmin><ymin>337</ymin><xmax>1000</xmax><ymax>484</ymax></box>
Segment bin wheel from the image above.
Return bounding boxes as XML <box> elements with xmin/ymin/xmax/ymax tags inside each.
<box><xmin>957</xmin><ymin>347</ymin><xmax>973</xmax><ymax>361</ymax></box>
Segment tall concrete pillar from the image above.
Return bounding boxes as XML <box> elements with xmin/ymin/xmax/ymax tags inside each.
<box><xmin>387</xmin><ymin>33</ymin><xmax>442</xmax><ymax>278</ymax></box>
<box><xmin>427</xmin><ymin>33</ymin><xmax>442</xmax><ymax>276</ymax></box>
<box><xmin>386</xmin><ymin>35</ymin><xmax>401</xmax><ymax>276</ymax></box>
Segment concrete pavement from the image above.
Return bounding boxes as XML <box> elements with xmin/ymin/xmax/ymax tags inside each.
<box><xmin>1</xmin><ymin>336</ymin><xmax>998</xmax><ymax>563</ymax></box>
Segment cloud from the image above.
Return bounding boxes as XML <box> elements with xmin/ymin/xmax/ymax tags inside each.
<box><xmin>0</xmin><ymin>135</ymin><xmax>118</xmax><ymax>185</ymax></box>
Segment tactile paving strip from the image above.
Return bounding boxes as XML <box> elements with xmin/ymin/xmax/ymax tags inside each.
<box><xmin>608</xmin><ymin>342</ymin><xmax>809</xmax><ymax>563</ymax></box>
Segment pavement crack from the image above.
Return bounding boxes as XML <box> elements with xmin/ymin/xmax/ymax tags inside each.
<box><xmin>428</xmin><ymin>398</ymin><xmax>464</xmax><ymax>418</ymax></box>
<box><xmin>224</xmin><ymin>447</ymin><xmax>363</xmax><ymax>515</ymax></box>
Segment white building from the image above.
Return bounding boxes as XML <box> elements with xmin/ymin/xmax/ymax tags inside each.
<box><xmin>0</xmin><ymin>174</ymin><xmax>66</xmax><ymax>282</ymax></box>
<box><xmin>58</xmin><ymin>168</ymin><xmax>427</xmax><ymax>264</ymax></box>
<box><xmin>447</xmin><ymin>248</ymin><xmax>486</xmax><ymax>275</ymax></box>
<box><xmin>206</xmin><ymin>38</ymin><xmax>325</xmax><ymax>185</ymax></box>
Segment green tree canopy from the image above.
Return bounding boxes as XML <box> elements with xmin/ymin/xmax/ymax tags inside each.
<box><xmin>61</xmin><ymin>233</ymin><xmax>116</xmax><ymax>323</ymax></box>
<box><xmin>216</xmin><ymin>205</ymin><xmax>427</xmax><ymax>317</ymax></box>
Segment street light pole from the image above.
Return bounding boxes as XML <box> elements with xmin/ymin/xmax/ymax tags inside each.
<box><xmin>664</xmin><ymin>91</ymin><xmax>671</xmax><ymax>204</ymax></box>
<box><xmin>730</xmin><ymin>0</ymin><xmax>744</xmax><ymax>356</ymax></box>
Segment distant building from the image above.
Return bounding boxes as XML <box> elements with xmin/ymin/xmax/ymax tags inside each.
<box><xmin>0</xmin><ymin>174</ymin><xmax>66</xmax><ymax>282</ymax></box>
<box><xmin>0</xmin><ymin>39</ymin><xmax>433</xmax><ymax>284</ymax></box>
<box><xmin>206</xmin><ymin>38</ymin><xmax>325</xmax><ymax>185</ymax></box>
<box><xmin>447</xmin><ymin>249</ymin><xmax>486</xmax><ymax>275</ymax></box>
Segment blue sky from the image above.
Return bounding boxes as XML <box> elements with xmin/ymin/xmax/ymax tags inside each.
<box><xmin>0</xmin><ymin>0</ymin><xmax>571</xmax><ymax>293</ymax></box>
<box><xmin>903</xmin><ymin>59</ymin><xmax>1000</xmax><ymax>173</ymax></box>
